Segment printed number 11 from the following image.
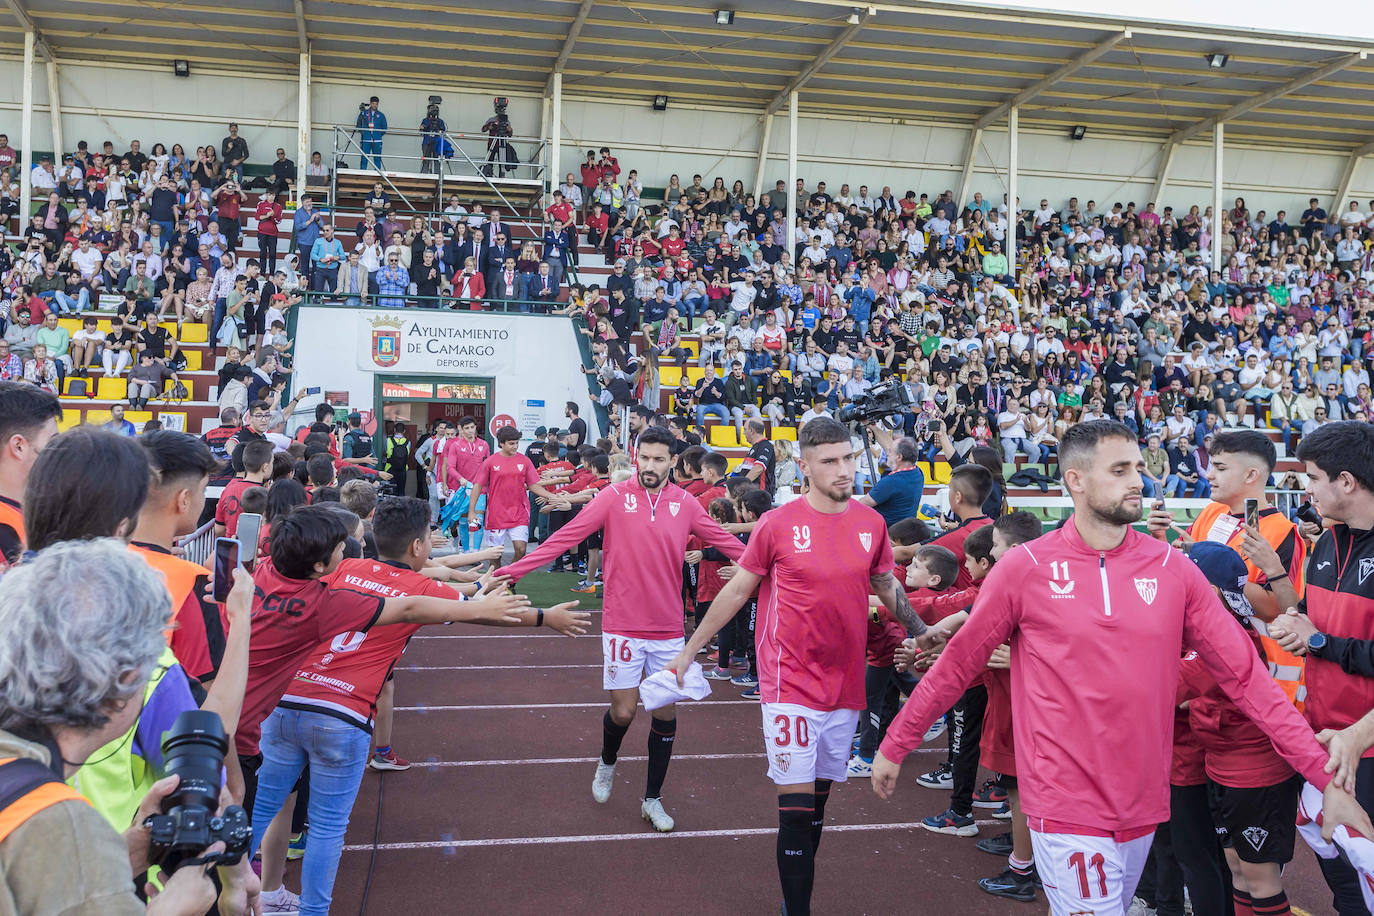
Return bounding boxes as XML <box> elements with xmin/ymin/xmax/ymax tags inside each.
<box><xmin>1068</xmin><ymin>851</ymin><xmax>1107</xmax><ymax>899</ymax></box>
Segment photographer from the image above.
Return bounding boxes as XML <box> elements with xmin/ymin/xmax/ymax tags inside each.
<box><xmin>854</xmin><ymin>423</ymin><xmax>926</xmax><ymax>529</ymax></box>
<box><xmin>419</xmin><ymin>99</ymin><xmax>447</xmax><ymax>175</ymax></box>
<box><xmin>0</xmin><ymin>539</ymin><xmax>259</xmax><ymax>915</ymax></box>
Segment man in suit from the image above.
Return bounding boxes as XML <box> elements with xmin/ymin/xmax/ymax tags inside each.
<box><xmin>454</xmin><ymin>227</ymin><xmax>485</xmax><ymax>282</ymax></box>
<box><xmin>530</xmin><ymin>262</ymin><xmax>560</xmax><ymax>312</ymax></box>
<box><xmin>483</xmin><ymin>230</ymin><xmax>514</xmax><ymax>291</ymax></box>
<box><xmin>488</xmin><ymin>257</ymin><xmax>527</xmax><ymax>310</ymax></box>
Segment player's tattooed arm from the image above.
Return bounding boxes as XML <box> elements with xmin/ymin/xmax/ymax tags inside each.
<box><xmin>871</xmin><ymin>571</ymin><xmax>928</xmax><ymax>637</ymax></box>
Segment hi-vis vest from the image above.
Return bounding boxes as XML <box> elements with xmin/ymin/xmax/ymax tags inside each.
<box><xmin>0</xmin><ymin>498</ymin><xmax>23</xmax><ymax>574</ymax></box>
<box><xmin>1191</xmin><ymin>502</ymin><xmax>1308</xmax><ymax>712</ymax></box>
<box><xmin>0</xmin><ymin>756</ymin><xmax>88</xmax><ymax>845</ymax></box>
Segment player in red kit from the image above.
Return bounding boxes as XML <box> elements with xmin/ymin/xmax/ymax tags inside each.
<box><xmin>871</xmin><ymin>420</ymin><xmax>1373</xmax><ymax>916</ymax></box>
<box><xmin>438</xmin><ymin>414</ymin><xmax>490</xmax><ymax>547</ymax></box>
<box><xmin>498</xmin><ymin>426</ymin><xmax>745</xmax><ymax>832</ymax></box>
<box><xmin>466</xmin><ymin>425</ymin><xmax>554</xmax><ymax>562</ymax></box>
<box><xmin>670</xmin><ymin>417</ymin><xmax>937</xmax><ymax>916</ymax></box>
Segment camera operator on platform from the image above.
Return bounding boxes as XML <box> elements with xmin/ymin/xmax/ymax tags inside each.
<box><xmin>0</xmin><ymin>540</ymin><xmax>259</xmax><ymax>916</ymax></box>
<box><xmin>481</xmin><ymin>97</ymin><xmax>516</xmax><ymax>178</ymax></box>
<box><xmin>419</xmin><ymin>97</ymin><xmax>447</xmax><ymax>175</ymax></box>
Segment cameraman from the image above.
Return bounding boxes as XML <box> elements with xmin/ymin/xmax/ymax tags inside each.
<box><xmin>419</xmin><ymin>102</ymin><xmax>447</xmax><ymax>175</ymax></box>
<box><xmin>0</xmin><ymin>540</ymin><xmax>259</xmax><ymax>915</ymax></box>
<box><xmin>355</xmin><ymin>96</ymin><xmax>387</xmax><ymax>170</ymax></box>
<box><xmin>854</xmin><ymin>423</ymin><xmax>926</xmax><ymax>529</ymax></box>
<box><xmin>480</xmin><ymin>99</ymin><xmax>514</xmax><ymax>178</ymax></box>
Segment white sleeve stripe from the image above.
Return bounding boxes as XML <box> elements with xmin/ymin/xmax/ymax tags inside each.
<box><xmin>1021</xmin><ymin>543</ymin><xmax>1039</xmax><ymax>565</ymax></box>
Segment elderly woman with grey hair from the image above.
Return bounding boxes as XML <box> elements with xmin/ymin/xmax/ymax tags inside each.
<box><xmin>0</xmin><ymin>539</ymin><xmax>257</xmax><ymax>915</ymax></box>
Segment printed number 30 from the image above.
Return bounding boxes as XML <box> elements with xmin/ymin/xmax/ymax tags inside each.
<box><xmin>1068</xmin><ymin>851</ymin><xmax>1107</xmax><ymax>899</ymax></box>
<box><xmin>606</xmin><ymin>638</ymin><xmax>632</xmax><ymax>662</ymax></box>
<box><xmin>772</xmin><ymin>715</ymin><xmax>810</xmax><ymax>748</ymax></box>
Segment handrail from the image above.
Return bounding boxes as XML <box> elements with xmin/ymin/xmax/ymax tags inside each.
<box><xmin>318</xmin><ymin>205</ymin><xmax>549</xmax><ymax>242</ymax></box>
<box><xmin>175</xmin><ymin>518</ymin><xmax>216</xmax><ymax>568</ymax></box>
<box><xmin>330</xmin><ymin>125</ymin><xmax>548</xmax><ymax>184</ymax></box>
<box><xmin>298</xmin><ymin>290</ymin><xmax>577</xmax><ymax>315</ymax></box>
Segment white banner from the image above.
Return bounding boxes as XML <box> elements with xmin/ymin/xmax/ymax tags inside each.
<box><xmin>355</xmin><ymin>309</ymin><xmax>530</xmax><ymax>376</ymax></box>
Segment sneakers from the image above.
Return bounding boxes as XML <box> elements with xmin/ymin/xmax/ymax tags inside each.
<box><xmin>641</xmin><ymin>797</ymin><xmax>675</xmax><ymax>832</ymax></box>
<box><xmin>368</xmin><ymin>750</ymin><xmax>411</xmax><ymax>771</ymax></box>
<box><xmin>592</xmin><ymin>760</ymin><xmax>615</xmax><ymax>803</ymax></box>
<box><xmin>992</xmin><ymin>800</ymin><xmax>1012</xmax><ymax>820</ymax></box>
<box><xmin>261</xmin><ymin>887</ymin><xmax>301</xmax><ymax>915</ymax></box>
<box><xmin>916</xmin><ymin>761</ymin><xmax>954</xmax><ymax>790</ymax></box>
<box><xmin>730</xmin><ymin>654</ymin><xmax>749</xmax><ymax>669</ymax></box>
<box><xmin>740</xmin><ymin>686</ymin><xmax>760</xmax><ymax>699</ymax></box>
<box><xmin>730</xmin><ymin>673</ymin><xmax>759</xmax><ymax>687</ymax></box>
<box><xmin>976</xmin><ymin>831</ymin><xmax>1014</xmax><ymax>856</ymax></box>
<box><xmin>1126</xmin><ymin>898</ymin><xmax>1158</xmax><ymax>916</ymax></box>
<box><xmin>923</xmin><ymin>715</ymin><xmax>948</xmax><ymax>742</ymax></box>
<box><xmin>702</xmin><ymin>667</ymin><xmax>734</xmax><ymax>680</ymax></box>
<box><xmin>921</xmin><ymin>807</ymin><xmax>978</xmax><ymax>837</ymax></box>
<box><xmin>846</xmin><ymin>754</ymin><xmax>873</xmax><ymax>777</ymax></box>
<box><xmin>286</xmin><ymin>829</ymin><xmax>307</xmax><ymax>860</ymax></box>
<box><xmin>972</xmin><ymin>778</ymin><xmax>1009</xmax><ymax>808</ymax></box>
<box><xmin>978</xmin><ymin>866</ymin><xmax>1038</xmax><ymax>902</ymax></box>
<box><xmin>571</xmin><ymin>583</ymin><xmax>599</xmax><ymax>594</ymax></box>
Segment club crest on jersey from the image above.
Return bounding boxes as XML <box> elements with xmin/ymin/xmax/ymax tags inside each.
<box><xmin>1361</xmin><ymin>557</ymin><xmax>1374</xmax><ymax>585</ymax></box>
<box><xmin>669</xmin><ymin>501</ymin><xmax>680</xmax><ymax>517</ymax></box>
<box><xmin>1134</xmin><ymin>577</ymin><xmax>1158</xmax><ymax>605</ymax></box>
<box><xmin>774</xmin><ymin>753</ymin><xmax>791</xmax><ymax>774</ymax></box>
<box><xmin>792</xmin><ymin>524</ymin><xmax>812</xmax><ymax>551</ymax></box>
<box><xmin>859</xmin><ymin>531</ymin><xmax>873</xmax><ymax>552</ymax></box>
<box><xmin>606</xmin><ymin>665</ymin><xmax>617</xmax><ymax>679</ymax></box>
<box><xmin>1242</xmin><ymin>826</ymin><xmax>1269</xmax><ymax>851</ymax></box>
<box><xmin>623</xmin><ymin>493</ymin><xmax>638</xmax><ymax>512</ymax></box>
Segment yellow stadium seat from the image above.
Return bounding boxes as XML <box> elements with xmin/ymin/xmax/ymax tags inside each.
<box><xmin>725</xmin><ymin>456</ymin><xmax>744</xmax><ymax>472</ymax></box>
<box><xmin>682</xmin><ymin>366</ymin><xmax>707</xmax><ymax>383</ymax></box>
<box><xmin>771</xmin><ymin>425</ymin><xmax>798</xmax><ymax>441</ymax></box>
<box><xmin>58</xmin><ymin>318</ymin><xmax>82</xmax><ymax>334</ymax></box>
<box><xmin>57</xmin><ymin>409</ymin><xmax>83</xmax><ymax>431</ymax></box>
<box><xmin>180</xmin><ymin>323</ymin><xmax>209</xmax><ymax>344</ymax></box>
<box><xmin>181</xmin><ymin>350</ymin><xmax>203</xmax><ymax>371</ymax></box>
<box><xmin>920</xmin><ymin>461</ymin><xmax>953</xmax><ymax>485</ymax></box>
<box><xmin>125</xmin><ymin>410</ymin><xmax>154</xmax><ymax>426</ymax></box>
<box><xmin>708</xmin><ymin>425</ymin><xmax>741</xmax><ymax>447</ymax></box>
<box><xmin>85</xmin><ymin>410</ymin><xmax>112</xmax><ymax>426</ymax></box>
<box><xmin>96</xmin><ymin>376</ymin><xmax>127</xmax><ymax>401</ymax></box>
<box><xmin>660</xmin><ymin>367</ymin><xmax>683</xmax><ymax>387</ymax></box>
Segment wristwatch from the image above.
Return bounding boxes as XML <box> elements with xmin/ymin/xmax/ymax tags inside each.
<box><xmin>1307</xmin><ymin>631</ymin><xmax>1329</xmax><ymax>657</ymax></box>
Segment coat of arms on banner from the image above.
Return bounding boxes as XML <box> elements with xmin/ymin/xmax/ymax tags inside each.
<box><xmin>370</xmin><ymin>315</ymin><xmax>405</xmax><ymax>367</ymax></box>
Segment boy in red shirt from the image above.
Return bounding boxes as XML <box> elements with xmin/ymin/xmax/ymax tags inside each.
<box><xmin>215</xmin><ymin>439</ymin><xmax>273</xmax><ymax>538</ymax></box>
<box><xmin>250</xmin><ymin>498</ymin><xmax>587</xmax><ymax>914</ymax></box>
<box><xmin>466</xmin><ymin>425</ymin><xmax>555</xmax><ymax>563</ymax></box>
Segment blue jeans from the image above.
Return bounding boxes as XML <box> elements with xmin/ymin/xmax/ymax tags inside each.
<box><xmin>682</xmin><ymin>295</ymin><xmax>707</xmax><ymax>325</ymax></box>
<box><xmin>50</xmin><ymin>288</ymin><xmax>91</xmax><ymax>314</ymax></box>
<box><xmin>250</xmin><ymin>707</ymin><xmax>371</xmax><ymax>916</ymax></box>
<box><xmin>696</xmin><ymin>403</ymin><xmax>730</xmax><ymax>427</ymax></box>
<box><xmin>360</xmin><ymin>139</ymin><xmax>383</xmax><ymax>169</ymax></box>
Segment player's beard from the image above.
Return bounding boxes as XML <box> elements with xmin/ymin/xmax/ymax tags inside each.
<box><xmin>638</xmin><ymin>469</ymin><xmax>664</xmax><ymax>491</ymax></box>
<box><xmin>812</xmin><ymin>476</ymin><xmax>853</xmax><ymax>506</ymax></box>
<box><xmin>1085</xmin><ymin>492</ymin><xmax>1141</xmax><ymax>527</ymax></box>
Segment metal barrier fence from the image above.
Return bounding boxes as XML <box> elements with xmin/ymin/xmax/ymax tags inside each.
<box><xmin>175</xmin><ymin>517</ymin><xmax>217</xmax><ymax>568</ymax></box>
<box><xmin>297</xmin><ymin>290</ymin><xmax>573</xmax><ymax>314</ymax></box>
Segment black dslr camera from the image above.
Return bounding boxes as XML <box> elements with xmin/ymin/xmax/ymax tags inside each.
<box><xmin>144</xmin><ymin>710</ymin><xmax>252</xmax><ymax>873</ymax></box>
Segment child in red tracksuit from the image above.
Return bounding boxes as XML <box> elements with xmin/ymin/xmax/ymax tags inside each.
<box><xmin>849</xmin><ymin>541</ymin><xmax>980</xmax><ymax>774</ymax></box>
<box><xmin>695</xmin><ymin>497</ymin><xmax>745</xmax><ymax>680</ymax></box>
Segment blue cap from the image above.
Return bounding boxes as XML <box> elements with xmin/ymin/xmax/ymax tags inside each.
<box><xmin>1188</xmin><ymin>541</ymin><xmax>1255</xmax><ymax>619</ymax></box>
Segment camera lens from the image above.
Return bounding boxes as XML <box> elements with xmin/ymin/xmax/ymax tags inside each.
<box><xmin>160</xmin><ymin>710</ymin><xmax>229</xmax><ymax>814</ymax></box>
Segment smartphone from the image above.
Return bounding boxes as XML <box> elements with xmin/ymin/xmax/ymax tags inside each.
<box><xmin>1244</xmin><ymin>498</ymin><xmax>1260</xmax><ymax>528</ymax></box>
<box><xmin>303</xmin><ymin>386</ymin><xmax>322</xmax><ymax>396</ymax></box>
<box><xmin>236</xmin><ymin>513</ymin><xmax>262</xmax><ymax>573</ymax></box>
<box><xmin>212</xmin><ymin>537</ymin><xmax>240</xmax><ymax>603</ymax></box>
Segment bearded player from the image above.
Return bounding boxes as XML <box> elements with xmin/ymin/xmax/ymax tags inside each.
<box><xmin>498</xmin><ymin>425</ymin><xmax>745</xmax><ymax>831</ymax></box>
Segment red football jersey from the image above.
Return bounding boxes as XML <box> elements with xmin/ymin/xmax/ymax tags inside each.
<box><xmin>216</xmin><ymin>477</ymin><xmax>258</xmax><ymax>537</ymax></box>
<box><xmin>235</xmin><ymin>559</ymin><xmax>385</xmax><ymax>755</ymax></box>
<box><xmin>473</xmin><ymin>452</ymin><xmax>539</xmax><ymax>529</ymax></box>
<box><xmin>281</xmin><ymin>559</ymin><xmax>455</xmax><ymax>731</ymax></box>
<box><xmin>741</xmin><ymin>498</ymin><xmax>895</xmax><ymax>711</ymax></box>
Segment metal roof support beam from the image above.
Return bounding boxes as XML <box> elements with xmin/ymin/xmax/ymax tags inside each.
<box><xmin>752</xmin><ymin>113</ymin><xmax>774</xmax><ymax>202</ymax></box>
<box><xmin>296</xmin><ymin>49</ymin><xmax>309</xmax><ymax>206</ymax></box>
<box><xmin>786</xmin><ymin>91</ymin><xmax>798</xmax><ymax>257</ymax></box>
<box><xmin>1168</xmin><ymin>51</ymin><xmax>1366</xmax><ymax>148</ymax></box>
<box><xmin>1151</xmin><ymin>141</ymin><xmax>1177</xmax><ymax>208</ymax></box>
<box><xmin>547</xmin><ymin>0</ymin><xmax>595</xmax><ymax>92</ymax></box>
<box><xmin>3</xmin><ymin>0</ymin><xmax>55</xmax><ymax>61</ymax></box>
<box><xmin>551</xmin><ymin>70</ymin><xmax>563</xmax><ymax>203</ymax></box>
<box><xmin>293</xmin><ymin>0</ymin><xmax>308</xmax><ymax>53</ymax></box>
<box><xmin>1212</xmin><ymin>124</ymin><xmax>1224</xmax><ymax>271</ymax></box>
<box><xmin>1333</xmin><ymin>140</ymin><xmax>1374</xmax><ymax>213</ymax></box>
<box><xmin>19</xmin><ymin>31</ymin><xmax>34</xmax><ymax>222</ymax></box>
<box><xmin>45</xmin><ymin>56</ymin><xmax>61</xmax><ymax>167</ymax></box>
<box><xmin>958</xmin><ymin>30</ymin><xmax>1127</xmax><ymax>207</ymax></box>
<box><xmin>762</xmin><ymin>8</ymin><xmax>872</xmax><ymax>120</ymax></box>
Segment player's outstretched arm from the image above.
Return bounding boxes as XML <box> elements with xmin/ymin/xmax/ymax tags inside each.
<box><xmin>871</xmin><ymin>571</ymin><xmax>928</xmax><ymax>637</ymax></box>
<box><xmin>668</xmin><ymin>568</ymin><xmax>762</xmax><ymax>686</ymax></box>
<box><xmin>379</xmin><ymin>590</ymin><xmax>529</xmax><ymax>626</ymax></box>
<box><xmin>485</xmin><ymin>601</ymin><xmax>591</xmax><ymax>636</ymax></box>
<box><xmin>497</xmin><ymin>489</ymin><xmax>611</xmax><ymax>582</ymax></box>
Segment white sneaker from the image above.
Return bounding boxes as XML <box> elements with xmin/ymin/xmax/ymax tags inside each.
<box><xmin>923</xmin><ymin>715</ymin><xmax>947</xmax><ymax>742</ymax></box>
<box><xmin>846</xmin><ymin>754</ymin><xmax>873</xmax><ymax>777</ymax></box>
<box><xmin>1126</xmin><ymin>897</ymin><xmax>1157</xmax><ymax>916</ymax></box>
<box><xmin>592</xmin><ymin>760</ymin><xmax>615</xmax><ymax>803</ymax></box>
<box><xmin>641</xmin><ymin>796</ymin><xmax>675</xmax><ymax>832</ymax></box>
<box><xmin>262</xmin><ymin>887</ymin><xmax>300</xmax><ymax>915</ymax></box>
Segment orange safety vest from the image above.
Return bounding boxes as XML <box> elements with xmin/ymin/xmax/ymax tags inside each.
<box><xmin>0</xmin><ymin>756</ymin><xmax>89</xmax><ymax>845</ymax></box>
<box><xmin>1190</xmin><ymin>501</ymin><xmax>1307</xmax><ymax>712</ymax></box>
<box><xmin>0</xmin><ymin>498</ymin><xmax>23</xmax><ymax>548</ymax></box>
<box><xmin>129</xmin><ymin>543</ymin><xmax>214</xmax><ymax>657</ymax></box>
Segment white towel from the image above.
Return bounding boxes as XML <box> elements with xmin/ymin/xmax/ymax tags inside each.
<box><xmin>639</xmin><ymin>662</ymin><xmax>712</xmax><ymax>711</ymax></box>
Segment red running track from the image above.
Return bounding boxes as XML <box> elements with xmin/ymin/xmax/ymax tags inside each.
<box><xmin>310</xmin><ymin>587</ymin><xmax>1337</xmax><ymax>915</ymax></box>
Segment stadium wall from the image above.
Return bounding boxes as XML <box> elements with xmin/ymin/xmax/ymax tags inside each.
<box><xmin>288</xmin><ymin>305</ymin><xmax>593</xmax><ymax>440</ymax></box>
<box><xmin>2</xmin><ymin>56</ymin><xmax>1372</xmax><ymax>216</ymax></box>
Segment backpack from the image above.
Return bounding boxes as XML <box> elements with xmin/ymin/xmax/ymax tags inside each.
<box><xmin>1008</xmin><ymin>468</ymin><xmax>1061</xmax><ymax>493</ymax></box>
<box><xmin>66</xmin><ymin>377</ymin><xmax>87</xmax><ymax>398</ymax></box>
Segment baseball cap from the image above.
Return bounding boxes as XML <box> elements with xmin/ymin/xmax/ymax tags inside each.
<box><xmin>534</xmin><ymin>426</ymin><xmax>548</xmax><ymax>437</ymax></box>
<box><xmin>1188</xmin><ymin>542</ymin><xmax>1255</xmax><ymax>619</ymax></box>
<box><xmin>346</xmin><ymin>411</ymin><xmax>362</xmax><ymax>424</ymax></box>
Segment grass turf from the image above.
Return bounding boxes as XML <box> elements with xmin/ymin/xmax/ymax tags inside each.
<box><xmin>513</xmin><ymin>569</ymin><xmax>603</xmax><ymax>612</ymax></box>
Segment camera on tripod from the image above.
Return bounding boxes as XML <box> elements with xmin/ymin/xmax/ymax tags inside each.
<box><xmin>143</xmin><ymin>710</ymin><xmax>252</xmax><ymax>873</ymax></box>
<box><xmin>426</xmin><ymin>94</ymin><xmax>442</xmax><ymax>119</ymax></box>
<box><xmin>836</xmin><ymin>378</ymin><xmax>915</xmax><ymax>428</ymax></box>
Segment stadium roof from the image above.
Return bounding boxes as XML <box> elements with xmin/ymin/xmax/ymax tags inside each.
<box><xmin>5</xmin><ymin>0</ymin><xmax>1374</xmax><ymax>150</ymax></box>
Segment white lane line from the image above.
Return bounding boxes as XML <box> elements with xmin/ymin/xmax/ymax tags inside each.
<box><xmin>343</xmin><ymin>819</ymin><xmax>1001</xmax><ymax>852</ymax></box>
<box><xmin>402</xmin><ymin>664</ymin><xmax>604</xmax><ymax>671</ymax></box>
<box><xmin>397</xmin><ymin>700</ymin><xmax>759</xmax><ymax>711</ymax></box>
<box><xmin>400</xmin><ymin>748</ymin><xmax>942</xmax><ymax>767</ymax></box>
